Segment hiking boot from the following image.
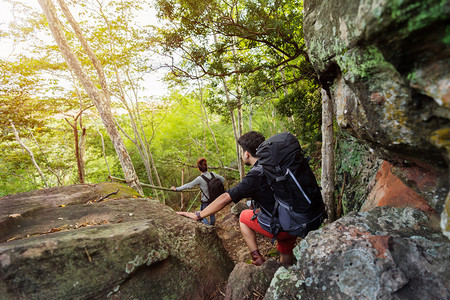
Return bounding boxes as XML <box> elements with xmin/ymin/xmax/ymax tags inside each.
<box><xmin>250</xmin><ymin>250</ymin><xmax>265</xmax><ymax>266</ymax></box>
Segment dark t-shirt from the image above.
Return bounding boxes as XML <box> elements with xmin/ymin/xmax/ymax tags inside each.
<box><xmin>227</xmin><ymin>161</ymin><xmax>275</xmax><ymax>214</ymax></box>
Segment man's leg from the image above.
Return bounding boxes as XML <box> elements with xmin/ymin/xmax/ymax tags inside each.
<box><xmin>239</xmin><ymin>210</ymin><xmax>265</xmax><ymax>266</ymax></box>
<box><xmin>240</xmin><ymin>210</ymin><xmax>298</xmax><ymax>266</ymax></box>
<box><xmin>209</xmin><ymin>213</ymin><xmax>216</xmax><ymax>226</ymax></box>
<box><xmin>276</xmin><ymin>234</ymin><xmax>297</xmax><ymax>266</ymax></box>
<box><xmin>280</xmin><ymin>253</ymin><xmax>293</xmax><ymax>266</ymax></box>
<box><xmin>200</xmin><ymin>202</ymin><xmax>211</xmax><ymax>225</ymax></box>
<box><xmin>239</xmin><ymin>220</ymin><xmax>258</xmax><ymax>251</ymax></box>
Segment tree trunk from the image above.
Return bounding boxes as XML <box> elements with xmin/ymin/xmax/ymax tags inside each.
<box><xmin>79</xmin><ymin>126</ymin><xmax>87</xmax><ymax>181</ymax></box>
<box><xmin>38</xmin><ymin>0</ymin><xmax>143</xmax><ymax>195</ymax></box>
<box><xmin>196</xmin><ymin>73</ymin><xmax>222</xmax><ymax>165</ymax></box>
<box><xmin>321</xmin><ymin>88</ymin><xmax>336</xmax><ymax>222</ymax></box>
<box><xmin>220</xmin><ymin>72</ymin><xmax>244</xmax><ymax>179</ymax></box>
<box><xmin>280</xmin><ymin>67</ymin><xmax>295</xmax><ymax>124</ymax></box>
<box><xmin>213</xmin><ymin>33</ymin><xmax>244</xmax><ymax>179</ymax></box>
<box><xmin>70</xmin><ymin>69</ymin><xmax>88</xmax><ymax>183</ymax></box>
<box><xmin>64</xmin><ymin>104</ymin><xmax>90</xmax><ymax>184</ymax></box>
<box><xmin>97</xmin><ymin>129</ymin><xmax>111</xmax><ymax>177</ymax></box>
<box><xmin>65</xmin><ymin>118</ymin><xmax>84</xmax><ymax>183</ymax></box>
<box><xmin>180</xmin><ymin>169</ymin><xmax>185</xmax><ymax>210</ymax></box>
<box><xmin>231</xmin><ymin>40</ymin><xmax>244</xmax><ymax>138</ymax></box>
<box><xmin>100</xmin><ymin>5</ymin><xmax>163</xmax><ymax>200</ymax></box>
<box><xmin>147</xmin><ymin>148</ymin><xmax>165</xmax><ymax>204</ymax></box>
<box><xmin>10</xmin><ymin>122</ymin><xmax>49</xmax><ymax>188</ymax></box>
<box><xmin>229</xmin><ymin>108</ymin><xmax>245</xmax><ymax>179</ymax></box>
<box><xmin>231</xmin><ymin>40</ymin><xmax>245</xmax><ymax>179</ymax></box>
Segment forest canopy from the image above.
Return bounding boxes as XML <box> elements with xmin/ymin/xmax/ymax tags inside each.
<box><xmin>0</xmin><ymin>0</ymin><xmax>322</xmax><ymax>209</ymax></box>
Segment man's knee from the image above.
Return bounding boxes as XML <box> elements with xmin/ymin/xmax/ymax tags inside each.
<box><xmin>239</xmin><ymin>209</ymin><xmax>253</xmax><ymax>224</ymax></box>
<box><xmin>239</xmin><ymin>219</ymin><xmax>251</xmax><ymax>232</ymax></box>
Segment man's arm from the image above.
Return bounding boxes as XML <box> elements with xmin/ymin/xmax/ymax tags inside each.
<box><xmin>172</xmin><ymin>176</ymin><xmax>201</xmax><ymax>191</ymax></box>
<box><xmin>176</xmin><ymin>192</ymin><xmax>233</xmax><ymax>221</ymax></box>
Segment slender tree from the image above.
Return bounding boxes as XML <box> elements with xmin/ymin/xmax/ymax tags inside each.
<box><xmin>320</xmin><ymin>88</ymin><xmax>335</xmax><ymax>221</ymax></box>
<box><xmin>64</xmin><ymin>105</ymin><xmax>93</xmax><ymax>183</ymax></box>
<box><xmin>38</xmin><ymin>0</ymin><xmax>143</xmax><ymax>195</ymax></box>
<box><xmin>93</xmin><ymin>0</ymin><xmax>165</xmax><ymax>200</ymax></box>
<box><xmin>10</xmin><ymin>121</ymin><xmax>49</xmax><ymax>188</ymax></box>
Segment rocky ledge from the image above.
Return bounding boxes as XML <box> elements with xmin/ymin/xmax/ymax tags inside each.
<box><xmin>0</xmin><ymin>182</ymin><xmax>234</xmax><ymax>299</ymax></box>
<box><xmin>265</xmin><ymin>206</ymin><xmax>449</xmax><ymax>299</ymax></box>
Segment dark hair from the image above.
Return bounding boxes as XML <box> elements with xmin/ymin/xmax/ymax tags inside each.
<box><xmin>237</xmin><ymin>131</ymin><xmax>265</xmax><ymax>157</ymax></box>
<box><xmin>197</xmin><ymin>157</ymin><xmax>208</xmax><ymax>172</ymax></box>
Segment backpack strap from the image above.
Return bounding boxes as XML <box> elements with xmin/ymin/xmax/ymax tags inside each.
<box><xmin>276</xmin><ymin>168</ymin><xmax>311</xmax><ymax>204</ymax></box>
<box><xmin>201</xmin><ymin>172</ymin><xmax>215</xmax><ymax>182</ymax></box>
<box><xmin>201</xmin><ymin>174</ymin><xmax>210</xmax><ymax>183</ymax></box>
<box><xmin>268</xmin><ymin>200</ymin><xmax>281</xmax><ymax>243</ymax></box>
<box><xmin>199</xmin><ymin>188</ymin><xmax>209</xmax><ymax>201</ymax></box>
<box><xmin>250</xmin><ymin>199</ymin><xmax>281</xmax><ymax>244</ymax></box>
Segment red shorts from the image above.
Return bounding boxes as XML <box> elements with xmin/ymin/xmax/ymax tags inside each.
<box><xmin>239</xmin><ymin>209</ymin><xmax>297</xmax><ymax>255</ymax></box>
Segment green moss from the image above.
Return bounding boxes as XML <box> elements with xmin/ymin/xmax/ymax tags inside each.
<box><xmin>335</xmin><ymin>130</ymin><xmax>381</xmax><ymax>214</ymax></box>
<box><xmin>336</xmin><ymin>140</ymin><xmax>364</xmax><ymax>174</ymax></box>
<box><xmin>306</xmin><ymin>30</ymin><xmax>347</xmax><ymax>72</ymax></box>
<box><xmin>388</xmin><ymin>0</ymin><xmax>449</xmax><ymax>35</ymax></box>
<box><xmin>336</xmin><ymin>46</ymin><xmax>394</xmax><ymax>82</ymax></box>
<box><xmin>444</xmin><ymin>26</ymin><xmax>450</xmax><ymax>45</ymax></box>
<box><xmin>307</xmin><ymin>0</ymin><xmax>448</xmax><ymax>73</ymax></box>
<box><xmin>268</xmin><ymin>267</ymin><xmax>304</xmax><ymax>299</ymax></box>
<box><xmin>95</xmin><ymin>182</ymin><xmax>140</xmax><ymax>200</ymax></box>
<box><xmin>407</xmin><ymin>71</ymin><xmax>416</xmax><ymax>82</ymax></box>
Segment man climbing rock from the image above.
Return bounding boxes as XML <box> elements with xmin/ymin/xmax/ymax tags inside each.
<box><xmin>177</xmin><ymin>131</ymin><xmax>324</xmax><ymax>266</ymax></box>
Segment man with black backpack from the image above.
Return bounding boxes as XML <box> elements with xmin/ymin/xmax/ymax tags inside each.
<box><xmin>177</xmin><ymin>131</ymin><xmax>326</xmax><ymax>266</ymax></box>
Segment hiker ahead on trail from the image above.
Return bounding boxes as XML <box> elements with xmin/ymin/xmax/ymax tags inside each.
<box><xmin>177</xmin><ymin>131</ymin><xmax>326</xmax><ymax>267</ymax></box>
<box><xmin>171</xmin><ymin>158</ymin><xmax>225</xmax><ymax>226</ymax></box>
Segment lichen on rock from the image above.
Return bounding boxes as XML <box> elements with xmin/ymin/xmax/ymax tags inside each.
<box><xmin>265</xmin><ymin>207</ymin><xmax>449</xmax><ymax>299</ymax></box>
<box><xmin>0</xmin><ymin>183</ymin><xmax>234</xmax><ymax>299</ymax></box>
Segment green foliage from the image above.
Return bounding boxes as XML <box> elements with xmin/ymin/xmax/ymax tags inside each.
<box><xmin>147</xmin><ymin>92</ymin><xmax>237</xmax><ymax>178</ymax></box>
<box><xmin>336</xmin><ymin>139</ymin><xmax>364</xmax><ymax>175</ymax></box>
<box><xmin>0</xmin><ymin>59</ymin><xmax>50</xmax><ymax>131</ymax></box>
<box><xmin>275</xmin><ymin>79</ymin><xmax>322</xmax><ymax>157</ymax></box>
<box><xmin>154</xmin><ymin>0</ymin><xmax>308</xmax><ymax>79</ymax></box>
<box><xmin>0</xmin><ymin>0</ymin><xmax>324</xmax><ymax>208</ymax></box>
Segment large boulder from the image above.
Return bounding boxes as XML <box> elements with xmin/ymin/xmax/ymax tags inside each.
<box><xmin>225</xmin><ymin>260</ymin><xmax>282</xmax><ymax>300</ymax></box>
<box><xmin>0</xmin><ymin>182</ymin><xmax>234</xmax><ymax>299</ymax></box>
<box><xmin>265</xmin><ymin>206</ymin><xmax>449</xmax><ymax>299</ymax></box>
<box><xmin>303</xmin><ymin>0</ymin><xmax>449</xmax><ymax>234</ymax></box>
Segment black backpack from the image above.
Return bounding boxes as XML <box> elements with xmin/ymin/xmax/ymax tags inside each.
<box><xmin>255</xmin><ymin>132</ymin><xmax>326</xmax><ymax>238</ymax></box>
<box><xmin>201</xmin><ymin>172</ymin><xmax>225</xmax><ymax>203</ymax></box>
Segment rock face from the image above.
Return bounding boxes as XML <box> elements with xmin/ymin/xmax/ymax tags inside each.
<box><xmin>0</xmin><ymin>182</ymin><xmax>234</xmax><ymax>299</ymax></box>
<box><xmin>335</xmin><ymin>130</ymin><xmax>382</xmax><ymax>214</ymax></box>
<box><xmin>225</xmin><ymin>260</ymin><xmax>281</xmax><ymax>300</ymax></box>
<box><xmin>265</xmin><ymin>207</ymin><xmax>449</xmax><ymax>299</ymax></box>
<box><xmin>362</xmin><ymin>161</ymin><xmax>439</xmax><ymax>213</ymax></box>
<box><xmin>303</xmin><ymin>0</ymin><xmax>449</xmax><ymax>234</ymax></box>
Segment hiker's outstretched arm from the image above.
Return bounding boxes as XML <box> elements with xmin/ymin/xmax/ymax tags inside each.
<box><xmin>176</xmin><ymin>192</ymin><xmax>232</xmax><ymax>221</ymax></box>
